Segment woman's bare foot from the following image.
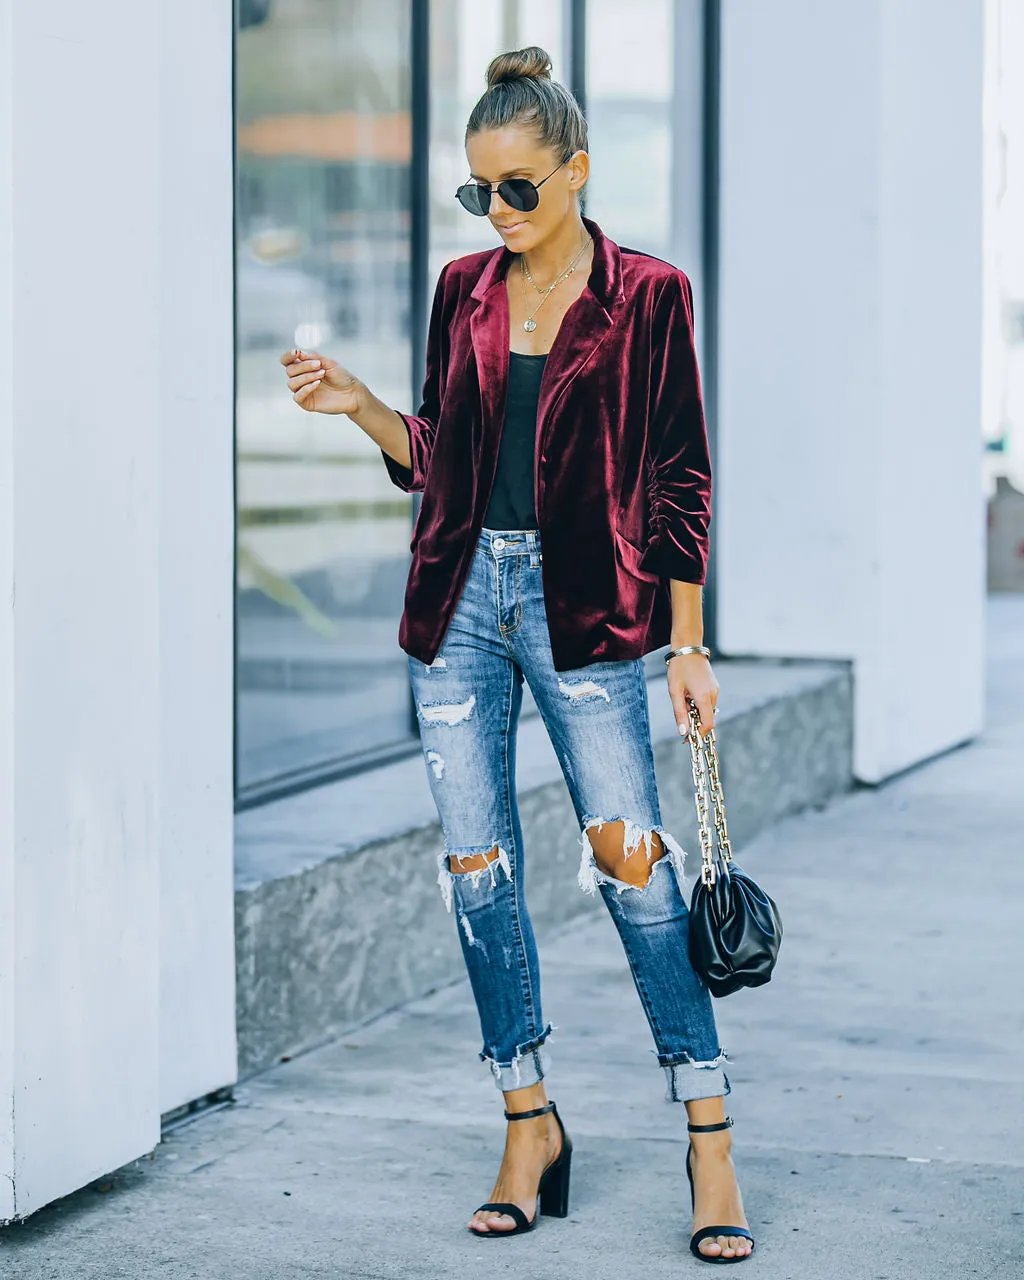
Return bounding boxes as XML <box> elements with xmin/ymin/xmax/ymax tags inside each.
<box><xmin>688</xmin><ymin>1126</ymin><xmax>752</xmax><ymax>1260</ymax></box>
<box><xmin>467</xmin><ymin>1085</ymin><xmax>563</xmax><ymax>1235</ymax></box>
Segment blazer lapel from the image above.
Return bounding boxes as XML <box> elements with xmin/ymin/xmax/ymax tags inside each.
<box><xmin>537</xmin><ymin>292</ymin><xmax>611</xmax><ymax>432</ymax></box>
<box><xmin>469</xmin><ymin>246</ymin><xmax>512</xmax><ymax>451</ymax></box>
<box><xmin>536</xmin><ymin>216</ymin><xmax>624</xmax><ymax>432</ymax></box>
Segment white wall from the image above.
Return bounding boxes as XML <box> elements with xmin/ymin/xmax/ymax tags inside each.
<box><xmin>0</xmin><ymin>0</ymin><xmax>235</xmax><ymax>1221</ymax></box>
<box><xmin>982</xmin><ymin>0</ymin><xmax>1024</xmax><ymax>489</ymax></box>
<box><xmin>1</xmin><ymin>0</ymin><xmax>16</xmax><ymax>1222</ymax></box>
<box><xmin>717</xmin><ymin>0</ymin><xmax>986</xmax><ymax>782</ymax></box>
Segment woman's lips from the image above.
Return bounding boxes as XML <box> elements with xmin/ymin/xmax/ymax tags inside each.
<box><xmin>497</xmin><ymin>220</ymin><xmax>527</xmax><ymax>234</ymax></box>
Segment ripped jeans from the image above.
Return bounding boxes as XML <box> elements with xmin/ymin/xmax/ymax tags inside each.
<box><xmin>409</xmin><ymin>527</ymin><xmax>728</xmax><ymax>1103</ymax></box>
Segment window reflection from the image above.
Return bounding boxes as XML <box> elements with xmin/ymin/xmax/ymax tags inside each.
<box><xmin>430</xmin><ymin>0</ymin><xmax>567</xmax><ymax>280</ymax></box>
<box><xmin>586</xmin><ymin>0</ymin><xmax>674</xmax><ymax>255</ymax></box>
<box><xmin>587</xmin><ymin>0</ymin><xmax>707</xmax><ymax>354</ymax></box>
<box><xmin>235</xmin><ymin>0</ymin><xmax>414</xmax><ymax>796</ymax></box>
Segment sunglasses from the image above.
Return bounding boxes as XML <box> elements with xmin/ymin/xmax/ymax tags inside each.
<box><xmin>455</xmin><ymin>155</ymin><xmax>570</xmax><ymax>217</ymax></box>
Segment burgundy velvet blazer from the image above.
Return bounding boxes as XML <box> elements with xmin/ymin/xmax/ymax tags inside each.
<box><xmin>382</xmin><ymin>214</ymin><xmax>712</xmax><ymax>673</ymax></box>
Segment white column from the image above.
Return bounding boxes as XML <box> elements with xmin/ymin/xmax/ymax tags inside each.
<box><xmin>0</xmin><ymin>0</ymin><xmax>162</xmax><ymax>1218</ymax></box>
<box><xmin>156</xmin><ymin>0</ymin><xmax>236</xmax><ymax>1120</ymax></box>
<box><xmin>0</xmin><ymin>0</ymin><xmax>235</xmax><ymax>1221</ymax></box>
<box><xmin>716</xmin><ymin>0</ymin><xmax>986</xmax><ymax>782</ymax></box>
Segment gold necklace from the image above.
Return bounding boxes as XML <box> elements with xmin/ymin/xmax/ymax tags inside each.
<box><xmin>521</xmin><ymin>231</ymin><xmax>591</xmax><ymax>293</ymax></box>
<box><xmin>518</xmin><ymin>234</ymin><xmax>592</xmax><ymax>333</ymax></box>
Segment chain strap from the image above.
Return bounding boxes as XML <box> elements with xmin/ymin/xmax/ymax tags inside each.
<box><xmin>686</xmin><ymin>702</ymin><xmax>734</xmax><ymax>887</ymax></box>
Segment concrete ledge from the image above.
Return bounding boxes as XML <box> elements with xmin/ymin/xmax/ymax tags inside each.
<box><xmin>234</xmin><ymin>658</ymin><xmax>853</xmax><ymax>1077</ymax></box>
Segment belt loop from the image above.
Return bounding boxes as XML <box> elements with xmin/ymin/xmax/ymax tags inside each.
<box><xmin>527</xmin><ymin>529</ymin><xmax>540</xmax><ymax>569</ymax></box>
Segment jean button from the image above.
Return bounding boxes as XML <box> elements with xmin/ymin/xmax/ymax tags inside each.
<box><xmin>492</xmin><ymin>536</ymin><xmax>506</xmax><ymax>550</ymax></box>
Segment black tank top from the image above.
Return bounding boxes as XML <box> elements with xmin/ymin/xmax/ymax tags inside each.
<box><xmin>483</xmin><ymin>351</ymin><xmax>547</xmax><ymax>530</ymax></box>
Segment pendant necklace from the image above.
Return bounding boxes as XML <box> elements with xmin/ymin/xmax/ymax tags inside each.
<box><xmin>518</xmin><ymin>233</ymin><xmax>593</xmax><ymax>333</ymax></box>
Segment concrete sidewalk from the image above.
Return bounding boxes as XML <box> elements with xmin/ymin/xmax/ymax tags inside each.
<box><xmin>2</xmin><ymin>598</ymin><xmax>1022</xmax><ymax>1280</ymax></box>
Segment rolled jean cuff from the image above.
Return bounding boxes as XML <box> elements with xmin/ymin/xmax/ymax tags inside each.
<box><xmin>661</xmin><ymin>1051</ymin><xmax>731</xmax><ymax>1103</ymax></box>
<box><xmin>481</xmin><ymin>1027</ymin><xmax>553</xmax><ymax>1093</ymax></box>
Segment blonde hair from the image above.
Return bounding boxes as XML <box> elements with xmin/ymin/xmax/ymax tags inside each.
<box><xmin>465</xmin><ymin>45</ymin><xmax>589</xmax><ymax>165</ymax></box>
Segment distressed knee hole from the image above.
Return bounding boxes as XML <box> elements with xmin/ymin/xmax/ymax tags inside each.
<box><xmin>577</xmin><ymin>820</ymin><xmax>689</xmax><ymax>896</ymax></box>
<box><xmin>436</xmin><ymin>844</ymin><xmax>512</xmax><ymax>912</ymax></box>
<box><xmin>449</xmin><ymin>846</ymin><xmax>501</xmax><ymax>875</ymax></box>
<box><xmin>587</xmin><ymin>821</ymin><xmax>666</xmax><ymax>887</ymax></box>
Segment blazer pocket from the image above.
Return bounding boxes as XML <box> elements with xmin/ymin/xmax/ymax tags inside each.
<box><xmin>613</xmin><ymin>525</ymin><xmax>657</xmax><ymax>581</ymax></box>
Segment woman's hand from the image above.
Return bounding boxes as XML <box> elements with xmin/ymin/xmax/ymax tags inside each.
<box><xmin>667</xmin><ymin>654</ymin><xmax>719</xmax><ymax>741</ymax></box>
<box><xmin>279</xmin><ymin>347</ymin><xmax>361</xmax><ymax>416</ymax></box>
<box><xmin>280</xmin><ymin>347</ymin><xmax>414</xmax><ymax>469</ymax></box>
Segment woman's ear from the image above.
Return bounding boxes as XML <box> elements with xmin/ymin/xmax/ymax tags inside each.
<box><xmin>568</xmin><ymin>149</ymin><xmax>590</xmax><ymax>193</ymax></box>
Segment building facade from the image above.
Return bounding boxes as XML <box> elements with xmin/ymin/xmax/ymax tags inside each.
<box><xmin>1</xmin><ymin>0</ymin><xmax>989</xmax><ymax>1221</ymax></box>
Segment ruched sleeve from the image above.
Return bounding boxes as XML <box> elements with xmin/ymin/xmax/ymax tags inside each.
<box><xmin>640</xmin><ymin>269</ymin><xmax>712</xmax><ymax>585</ymax></box>
<box><xmin>381</xmin><ymin>262</ymin><xmax>451</xmax><ymax>493</ymax></box>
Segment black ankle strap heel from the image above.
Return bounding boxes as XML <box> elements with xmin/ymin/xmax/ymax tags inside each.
<box><xmin>685</xmin><ymin>1117</ymin><xmax>755</xmax><ymax>1264</ymax></box>
<box><xmin>470</xmin><ymin>1101</ymin><xmax>573</xmax><ymax>1237</ymax></box>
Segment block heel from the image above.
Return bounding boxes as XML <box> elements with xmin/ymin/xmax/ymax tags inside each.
<box><xmin>537</xmin><ymin>1126</ymin><xmax>572</xmax><ymax>1218</ymax></box>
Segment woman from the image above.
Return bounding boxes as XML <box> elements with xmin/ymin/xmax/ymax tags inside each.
<box><xmin>280</xmin><ymin>45</ymin><xmax>753</xmax><ymax>1264</ymax></box>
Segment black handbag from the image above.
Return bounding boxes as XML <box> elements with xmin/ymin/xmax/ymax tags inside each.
<box><xmin>684</xmin><ymin>702</ymin><xmax>783</xmax><ymax>998</ymax></box>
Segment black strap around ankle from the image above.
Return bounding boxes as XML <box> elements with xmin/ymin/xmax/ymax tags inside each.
<box><xmin>505</xmin><ymin>1102</ymin><xmax>556</xmax><ymax>1121</ymax></box>
<box><xmin>687</xmin><ymin>1116</ymin><xmax>733</xmax><ymax>1134</ymax></box>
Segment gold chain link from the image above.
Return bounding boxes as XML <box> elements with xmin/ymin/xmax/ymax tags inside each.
<box><xmin>686</xmin><ymin>701</ymin><xmax>733</xmax><ymax>887</ymax></box>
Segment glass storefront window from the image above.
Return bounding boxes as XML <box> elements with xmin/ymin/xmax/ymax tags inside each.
<box><xmin>233</xmin><ymin>1</ymin><xmax>709</xmax><ymax>802</ymax></box>
<box><xmin>430</xmin><ymin>0</ymin><xmax>568</xmax><ymax>281</ymax></box>
<box><xmin>235</xmin><ymin>0</ymin><xmax>415</xmax><ymax>799</ymax></box>
<box><xmin>586</xmin><ymin>0</ymin><xmax>675</xmax><ymax>255</ymax></box>
<box><xmin>587</xmin><ymin>0</ymin><xmax>707</xmax><ymax>344</ymax></box>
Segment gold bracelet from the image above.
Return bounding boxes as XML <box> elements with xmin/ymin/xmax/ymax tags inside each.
<box><xmin>664</xmin><ymin>645</ymin><xmax>712</xmax><ymax>663</ymax></box>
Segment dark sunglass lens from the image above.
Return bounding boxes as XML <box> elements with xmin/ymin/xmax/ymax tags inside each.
<box><xmin>457</xmin><ymin>184</ymin><xmax>490</xmax><ymax>216</ymax></box>
<box><xmin>499</xmin><ymin>179</ymin><xmax>539</xmax><ymax>213</ymax></box>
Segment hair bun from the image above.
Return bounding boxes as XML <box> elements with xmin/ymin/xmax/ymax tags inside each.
<box><xmin>485</xmin><ymin>45</ymin><xmax>552</xmax><ymax>90</ymax></box>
